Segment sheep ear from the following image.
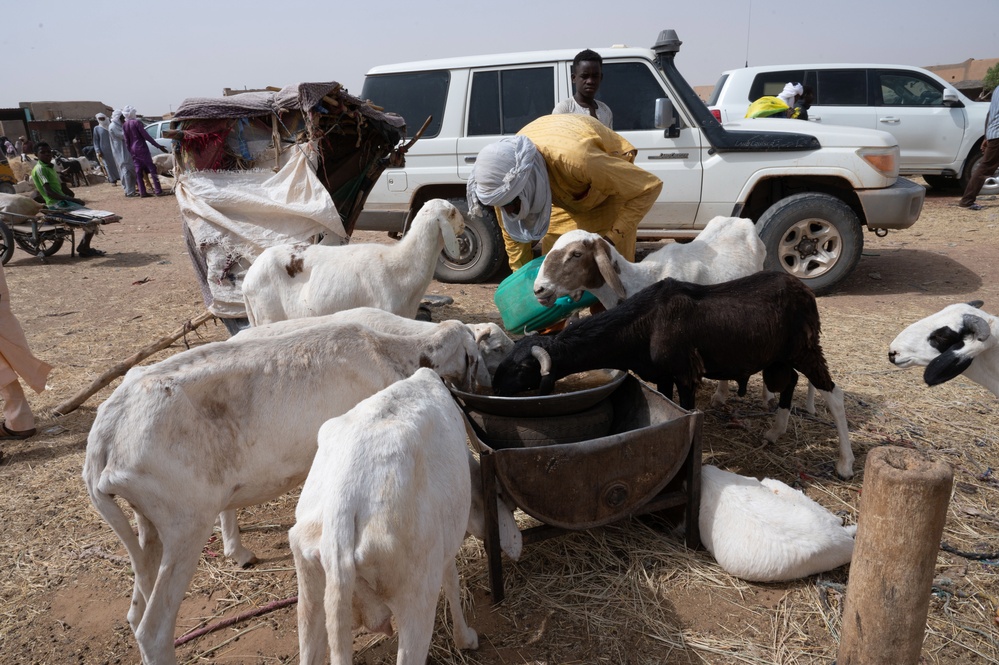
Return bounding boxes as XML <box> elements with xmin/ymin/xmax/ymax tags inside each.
<box><xmin>440</xmin><ymin>216</ymin><xmax>460</xmax><ymax>259</ymax></box>
<box><xmin>963</xmin><ymin>313</ymin><xmax>991</xmax><ymax>342</ymax></box>
<box><xmin>594</xmin><ymin>239</ymin><xmax>627</xmax><ymax>301</ymax></box>
<box><xmin>967</xmin><ymin>300</ymin><xmax>984</xmax><ymax>309</ymax></box>
<box><xmin>924</xmin><ymin>348</ymin><xmax>973</xmax><ymax>386</ymax></box>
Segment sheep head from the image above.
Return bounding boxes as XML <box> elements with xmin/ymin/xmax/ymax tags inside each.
<box><xmin>419</xmin><ymin>198</ymin><xmax>464</xmax><ymax>259</ymax></box>
<box><xmin>534</xmin><ymin>230</ymin><xmax>627</xmax><ymax>307</ymax></box>
<box><xmin>888</xmin><ymin>301</ymin><xmax>995</xmax><ymax>387</ymax></box>
<box><xmin>424</xmin><ymin>321</ymin><xmax>492</xmax><ymax>391</ymax></box>
<box><xmin>491</xmin><ymin>335</ymin><xmax>558</xmax><ymax>396</ymax></box>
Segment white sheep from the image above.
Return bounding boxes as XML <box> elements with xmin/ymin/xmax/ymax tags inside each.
<box><xmin>152</xmin><ymin>152</ymin><xmax>174</xmax><ymax>176</ymax></box>
<box><xmin>242</xmin><ymin>198</ymin><xmax>463</xmax><ymax>326</ymax></box>
<box><xmin>291</xmin><ymin>368</ymin><xmax>522</xmax><ymax>664</ymax></box>
<box><xmin>534</xmin><ymin>217</ymin><xmax>769</xmax><ymax>407</ymax></box>
<box><xmin>699</xmin><ymin>464</ymin><xmax>855</xmax><ymax>582</ymax></box>
<box><xmin>0</xmin><ymin>192</ymin><xmax>43</xmax><ymax>219</ymax></box>
<box><xmin>234</xmin><ymin>306</ymin><xmax>513</xmax><ymax>378</ymax></box>
<box><xmin>888</xmin><ymin>300</ymin><xmax>998</xmax><ymax>397</ymax></box>
<box><xmin>83</xmin><ymin>319</ymin><xmax>490</xmax><ymax>665</ymax></box>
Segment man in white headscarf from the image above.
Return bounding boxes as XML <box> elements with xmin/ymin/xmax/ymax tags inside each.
<box><xmin>777</xmin><ymin>82</ymin><xmax>805</xmax><ymax>109</ymax></box>
<box><xmin>109</xmin><ymin>110</ymin><xmax>138</xmax><ymax>197</ymax></box>
<box><xmin>92</xmin><ymin>113</ymin><xmax>120</xmax><ymax>185</ymax></box>
<box><xmin>468</xmin><ymin>113</ymin><xmax>662</xmax><ymax>271</ymax></box>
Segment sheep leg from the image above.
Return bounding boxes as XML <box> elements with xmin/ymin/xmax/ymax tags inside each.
<box><xmin>442</xmin><ymin>559</ymin><xmax>478</xmax><ymax>650</ymax></box>
<box><xmin>134</xmin><ymin>520</ymin><xmax>214</xmax><ymax>665</ymax></box>
<box><xmin>289</xmin><ymin>523</ymin><xmax>330</xmax><ymax>665</ymax></box>
<box><xmin>128</xmin><ymin>512</ymin><xmax>164</xmax><ymax>635</ymax></box>
<box><xmin>804</xmin><ymin>383</ymin><xmax>816</xmax><ymax>414</ymax></box>
<box><xmin>392</xmin><ymin>578</ymin><xmax>440</xmax><ymax>665</ymax></box>
<box><xmin>218</xmin><ymin>509</ymin><xmax>259</xmax><ymax>567</ymax></box>
<box><xmin>820</xmin><ymin>385</ymin><xmax>854</xmax><ymax>479</ymax></box>
<box><xmin>709</xmin><ymin>380</ymin><xmax>730</xmax><ymax>407</ymax></box>
<box><xmin>763</xmin><ymin>369</ymin><xmax>798</xmax><ymax>443</ymax></box>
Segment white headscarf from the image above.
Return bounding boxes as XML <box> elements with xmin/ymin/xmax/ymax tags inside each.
<box><xmin>778</xmin><ymin>82</ymin><xmax>804</xmax><ymax>108</ymax></box>
<box><xmin>96</xmin><ymin>113</ymin><xmax>110</xmax><ymax>129</ymax></box>
<box><xmin>467</xmin><ymin>136</ymin><xmax>552</xmax><ymax>243</ymax></box>
<box><xmin>123</xmin><ymin>105</ymin><xmax>137</xmax><ymax>120</ymax></box>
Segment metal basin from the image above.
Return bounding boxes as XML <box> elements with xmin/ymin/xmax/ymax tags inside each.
<box><xmin>451</xmin><ymin>369</ymin><xmax>626</xmax><ymax>417</ymax></box>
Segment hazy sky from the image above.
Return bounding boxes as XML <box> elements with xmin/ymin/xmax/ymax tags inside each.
<box><xmin>4</xmin><ymin>0</ymin><xmax>997</xmax><ymax>117</ymax></box>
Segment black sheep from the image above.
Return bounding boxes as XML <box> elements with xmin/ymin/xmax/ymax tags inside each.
<box><xmin>493</xmin><ymin>270</ymin><xmax>855</xmax><ymax>478</ymax></box>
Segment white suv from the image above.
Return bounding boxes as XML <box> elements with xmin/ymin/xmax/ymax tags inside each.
<box><xmin>357</xmin><ymin>30</ymin><xmax>924</xmax><ymax>294</ymax></box>
<box><xmin>707</xmin><ymin>63</ymin><xmax>995</xmax><ymax>195</ymax></box>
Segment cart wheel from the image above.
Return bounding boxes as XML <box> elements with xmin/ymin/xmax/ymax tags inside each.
<box><xmin>0</xmin><ymin>222</ymin><xmax>13</xmax><ymax>265</ymax></box>
<box><xmin>14</xmin><ymin>234</ymin><xmax>64</xmax><ymax>258</ymax></box>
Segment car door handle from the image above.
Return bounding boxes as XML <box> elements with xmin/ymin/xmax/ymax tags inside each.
<box><xmin>464</xmin><ymin>156</ymin><xmax>476</xmax><ymax>164</ymax></box>
<box><xmin>879</xmin><ymin>117</ymin><xmax>901</xmax><ymax>124</ymax></box>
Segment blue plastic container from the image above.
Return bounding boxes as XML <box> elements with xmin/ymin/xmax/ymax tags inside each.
<box><xmin>494</xmin><ymin>256</ymin><xmax>597</xmax><ymax>334</ymax></box>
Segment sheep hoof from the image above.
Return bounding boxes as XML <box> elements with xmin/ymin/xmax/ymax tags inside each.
<box><xmin>455</xmin><ymin>628</ymin><xmax>479</xmax><ymax>650</ymax></box>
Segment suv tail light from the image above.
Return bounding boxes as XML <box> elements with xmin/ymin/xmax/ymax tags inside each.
<box><xmin>709</xmin><ymin>108</ymin><xmax>722</xmax><ymax>122</ymax></box>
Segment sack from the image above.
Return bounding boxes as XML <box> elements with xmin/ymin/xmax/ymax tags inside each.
<box><xmin>493</xmin><ymin>255</ymin><xmax>597</xmax><ymax>334</ymax></box>
<box><xmin>745</xmin><ymin>96</ymin><xmax>790</xmax><ymax>119</ymax></box>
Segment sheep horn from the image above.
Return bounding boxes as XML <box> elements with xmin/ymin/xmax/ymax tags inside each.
<box><xmin>530</xmin><ymin>346</ymin><xmax>552</xmax><ymax>376</ymax></box>
<box><xmin>962</xmin><ymin>314</ymin><xmax>991</xmax><ymax>342</ymax></box>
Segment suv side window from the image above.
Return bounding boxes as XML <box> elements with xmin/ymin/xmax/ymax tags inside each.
<box><xmin>599</xmin><ymin>61</ymin><xmax>668</xmax><ymax>130</ymax></box>
<box><xmin>876</xmin><ymin>70</ymin><xmax>943</xmax><ymax>106</ymax></box>
<box><xmin>468</xmin><ymin>67</ymin><xmax>554</xmax><ymax>136</ymax></box>
<box><xmin>361</xmin><ymin>70</ymin><xmax>449</xmax><ymax>139</ymax></box>
<box><xmin>749</xmin><ymin>70</ymin><xmax>807</xmax><ymax>101</ymax></box>
<box><xmin>815</xmin><ymin>69</ymin><xmax>868</xmax><ymax>105</ymax></box>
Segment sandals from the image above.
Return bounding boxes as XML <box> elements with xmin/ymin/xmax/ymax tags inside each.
<box><xmin>959</xmin><ymin>203</ymin><xmax>983</xmax><ymax>211</ymax></box>
<box><xmin>0</xmin><ymin>423</ymin><xmax>35</xmax><ymax>440</ymax></box>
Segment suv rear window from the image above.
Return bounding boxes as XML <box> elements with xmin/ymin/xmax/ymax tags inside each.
<box><xmin>361</xmin><ymin>70</ymin><xmax>449</xmax><ymax>139</ymax></box>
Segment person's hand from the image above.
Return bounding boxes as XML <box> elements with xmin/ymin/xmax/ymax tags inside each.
<box><xmin>160</xmin><ymin>146</ymin><xmax>169</xmax><ymax>153</ymax></box>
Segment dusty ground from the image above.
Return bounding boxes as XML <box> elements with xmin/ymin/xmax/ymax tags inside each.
<box><xmin>0</xmin><ymin>177</ymin><xmax>998</xmax><ymax>664</ymax></box>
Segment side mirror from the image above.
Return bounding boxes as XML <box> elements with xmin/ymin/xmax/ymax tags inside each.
<box><xmin>654</xmin><ymin>98</ymin><xmax>680</xmax><ymax>138</ymax></box>
<box><xmin>942</xmin><ymin>88</ymin><xmax>964</xmax><ymax>108</ymax></box>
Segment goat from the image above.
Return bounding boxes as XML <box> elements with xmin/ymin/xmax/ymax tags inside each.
<box><xmin>234</xmin><ymin>306</ymin><xmax>514</xmax><ymax>379</ymax></box>
<box><xmin>533</xmin><ymin>218</ymin><xmax>768</xmax><ymax>406</ymax></box>
<box><xmin>54</xmin><ymin>155</ymin><xmax>90</xmax><ymax>188</ymax></box>
<box><xmin>699</xmin><ymin>464</ymin><xmax>855</xmax><ymax>582</ymax></box>
<box><xmin>83</xmin><ymin>319</ymin><xmax>490</xmax><ymax>665</ymax></box>
<box><xmin>493</xmin><ymin>271</ymin><xmax>854</xmax><ymax>478</ymax></box>
<box><xmin>291</xmin><ymin>368</ymin><xmax>522</xmax><ymax>664</ymax></box>
<box><xmin>242</xmin><ymin>198</ymin><xmax>463</xmax><ymax>326</ymax></box>
<box><xmin>888</xmin><ymin>300</ymin><xmax>998</xmax><ymax>397</ymax></box>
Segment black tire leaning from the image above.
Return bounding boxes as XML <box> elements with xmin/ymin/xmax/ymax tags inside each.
<box><xmin>465</xmin><ymin>398</ymin><xmax>615</xmax><ymax>449</ymax></box>
<box><xmin>0</xmin><ymin>221</ymin><xmax>14</xmax><ymax>264</ymax></box>
<box><xmin>433</xmin><ymin>196</ymin><xmax>506</xmax><ymax>284</ymax></box>
<box><xmin>757</xmin><ymin>192</ymin><xmax>863</xmax><ymax>296</ymax></box>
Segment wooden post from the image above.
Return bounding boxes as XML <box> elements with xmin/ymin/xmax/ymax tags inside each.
<box><xmin>838</xmin><ymin>446</ymin><xmax>953</xmax><ymax>664</ymax></box>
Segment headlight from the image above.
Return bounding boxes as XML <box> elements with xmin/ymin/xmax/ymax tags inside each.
<box><xmin>858</xmin><ymin>146</ymin><xmax>899</xmax><ymax>178</ymax></box>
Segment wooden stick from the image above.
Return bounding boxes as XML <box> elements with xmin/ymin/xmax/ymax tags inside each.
<box><xmin>837</xmin><ymin>446</ymin><xmax>953</xmax><ymax>665</ymax></box>
<box><xmin>174</xmin><ymin>596</ymin><xmax>298</xmax><ymax>647</ymax></box>
<box><xmin>52</xmin><ymin>310</ymin><xmax>216</xmax><ymax>416</ymax></box>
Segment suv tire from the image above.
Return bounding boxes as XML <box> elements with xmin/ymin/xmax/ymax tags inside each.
<box><xmin>757</xmin><ymin>193</ymin><xmax>863</xmax><ymax>295</ymax></box>
<box><xmin>959</xmin><ymin>148</ymin><xmax>999</xmax><ymax>198</ymax></box>
<box><xmin>433</xmin><ymin>196</ymin><xmax>506</xmax><ymax>283</ymax></box>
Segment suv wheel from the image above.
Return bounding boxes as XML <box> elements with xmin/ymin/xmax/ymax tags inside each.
<box><xmin>960</xmin><ymin>148</ymin><xmax>999</xmax><ymax>197</ymax></box>
<box><xmin>757</xmin><ymin>193</ymin><xmax>863</xmax><ymax>295</ymax></box>
<box><xmin>434</xmin><ymin>197</ymin><xmax>506</xmax><ymax>283</ymax></box>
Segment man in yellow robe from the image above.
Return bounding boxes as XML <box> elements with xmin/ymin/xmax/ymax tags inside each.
<box><xmin>467</xmin><ymin>114</ymin><xmax>663</xmax><ymax>271</ymax></box>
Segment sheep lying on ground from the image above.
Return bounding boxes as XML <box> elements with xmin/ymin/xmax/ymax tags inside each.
<box><xmin>699</xmin><ymin>464</ymin><xmax>855</xmax><ymax>582</ymax></box>
<box><xmin>888</xmin><ymin>300</ymin><xmax>998</xmax><ymax>397</ymax></box>
<box><xmin>0</xmin><ymin>192</ymin><xmax>43</xmax><ymax>219</ymax></box>
<box><xmin>534</xmin><ymin>218</ymin><xmax>768</xmax><ymax>406</ymax></box>
<box><xmin>242</xmin><ymin>198</ymin><xmax>463</xmax><ymax>326</ymax></box>
<box><xmin>235</xmin><ymin>306</ymin><xmax>513</xmax><ymax>378</ymax></box>
<box><xmin>83</xmin><ymin>319</ymin><xmax>490</xmax><ymax>664</ymax></box>
<box><xmin>291</xmin><ymin>368</ymin><xmax>521</xmax><ymax>664</ymax></box>
<box><xmin>493</xmin><ymin>271</ymin><xmax>854</xmax><ymax>478</ymax></box>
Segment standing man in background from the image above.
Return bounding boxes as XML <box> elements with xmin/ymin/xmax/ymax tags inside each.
<box><xmin>553</xmin><ymin>49</ymin><xmax>613</xmax><ymax>129</ymax></box>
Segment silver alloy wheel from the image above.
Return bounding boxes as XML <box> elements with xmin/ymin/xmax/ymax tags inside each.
<box><xmin>774</xmin><ymin>217</ymin><xmax>843</xmax><ymax>280</ymax></box>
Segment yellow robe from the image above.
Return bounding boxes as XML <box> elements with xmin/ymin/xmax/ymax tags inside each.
<box><xmin>501</xmin><ymin>114</ymin><xmax>663</xmax><ymax>270</ymax></box>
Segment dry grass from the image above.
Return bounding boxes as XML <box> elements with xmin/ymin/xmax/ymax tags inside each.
<box><xmin>0</xmin><ymin>183</ymin><xmax>997</xmax><ymax>663</ymax></box>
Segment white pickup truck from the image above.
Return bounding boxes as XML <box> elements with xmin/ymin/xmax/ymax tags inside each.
<box><xmin>358</xmin><ymin>29</ymin><xmax>925</xmax><ymax>294</ymax></box>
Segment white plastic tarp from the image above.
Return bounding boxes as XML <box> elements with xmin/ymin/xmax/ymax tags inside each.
<box><xmin>176</xmin><ymin>143</ymin><xmax>346</xmax><ymax>318</ymax></box>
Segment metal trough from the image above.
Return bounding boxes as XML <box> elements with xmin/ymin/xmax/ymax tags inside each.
<box><xmin>455</xmin><ymin>374</ymin><xmax>702</xmax><ymax>602</ymax></box>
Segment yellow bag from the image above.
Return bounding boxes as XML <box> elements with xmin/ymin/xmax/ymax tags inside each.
<box><xmin>745</xmin><ymin>96</ymin><xmax>789</xmax><ymax>118</ymax></box>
